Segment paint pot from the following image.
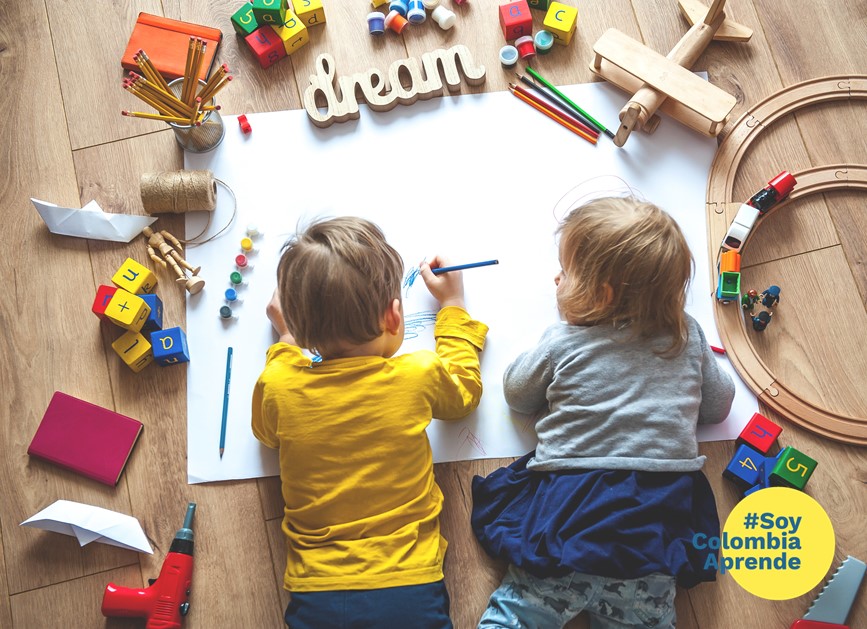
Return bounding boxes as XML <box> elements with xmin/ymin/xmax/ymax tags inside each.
<box><xmin>407</xmin><ymin>0</ymin><xmax>426</xmax><ymax>23</ymax></box>
<box><xmin>422</xmin><ymin>0</ymin><xmax>439</xmax><ymax>7</ymax></box>
<box><xmin>388</xmin><ymin>0</ymin><xmax>408</xmax><ymax>16</ymax></box>
<box><xmin>367</xmin><ymin>11</ymin><xmax>386</xmax><ymax>34</ymax></box>
<box><xmin>431</xmin><ymin>5</ymin><xmax>455</xmax><ymax>29</ymax></box>
<box><xmin>515</xmin><ymin>35</ymin><xmax>536</xmax><ymax>61</ymax></box>
<box><xmin>499</xmin><ymin>45</ymin><xmax>519</xmax><ymax>68</ymax></box>
<box><xmin>235</xmin><ymin>254</ymin><xmax>249</xmax><ymax>269</ymax></box>
<box><xmin>219</xmin><ymin>305</ymin><xmax>234</xmax><ymax>319</ymax></box>
<box><xmin>384</xmin><ymin>9</ymin><xmax>409</xmax><ymax>33</ymax></box>
<box><xmin>225</xmin><ymin>288</ymin><xmax>238</xmax><ymax>302</ymax></box>
<box><xmin>535</xmin><ymin>30</ymin><xmax>555</xmax><ymax>54</ymax></box>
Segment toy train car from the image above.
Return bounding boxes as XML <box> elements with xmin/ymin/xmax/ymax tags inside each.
<box><xmin>721</xmin><ymin>171</ymin><xmax>796</xmax><ymax>252</ymax></box>
<box><xmin>716</xmin><ymin>250</ymin><xmax>741</xmax><ymax>303</ymax></box>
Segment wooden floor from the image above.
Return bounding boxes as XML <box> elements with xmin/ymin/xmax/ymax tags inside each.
<box><xmin>1</xmin><ymin>1</ymin><xmax>865</xmax><ymax>627</ymax></box>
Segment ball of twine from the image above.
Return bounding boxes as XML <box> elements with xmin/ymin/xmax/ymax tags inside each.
<box><xmin>140</xmin><ymin>170</ymin><xmax>217</xmax><ymax>214</ymax></box>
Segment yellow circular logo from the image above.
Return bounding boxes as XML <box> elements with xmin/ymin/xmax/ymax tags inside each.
<box><xmin>720</xmin><ymin>487</ymin><xmax>834</xmax><ymax>600</ymax></box>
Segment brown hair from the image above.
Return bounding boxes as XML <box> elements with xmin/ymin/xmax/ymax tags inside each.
<box><xmin>277</xmin><ymin>217</ymin><xmax>403</xmax><ymax>356</ymax></box>
<box><xmin>556</xmin><ymin>196</ymin><xmax>693</xmax><ymax>355</ymax></box>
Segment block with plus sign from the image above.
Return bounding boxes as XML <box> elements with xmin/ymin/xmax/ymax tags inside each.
<box><xmin>92</xmin><ymin>285</ymin><xmax>118</xmax><ymax>321</ymax></box>
<box><xmin>112</xmin><ymin>258</ymin><xmax>157</xmax><ymax>294</ymax></box>
<box><xmin>499</xmin><ymin>0</ymin><xmax>532</xmax><ymax>41</ymax></box>
<box><xmin>769</xmin><ymin>446</ymin><xmax>817</xmax><ymax>490</ymax></box>
<box><xmin>112</xmin><ymin>330</ymin><xmax>154</xmax><ymax>373</ymax></box>
<box><xmin>231</xmin><ymin>3</ymin><xmax>260</xmax><ymax>36</ymax></box>
<box><xmin>723</xmin><ymin>444</ymin><xmax>763</xmax><ymax>490</ymax></box>
<box><xmin>271</xmin><ymin>14</ymin><xmax>309</xmax><ymax>55</ymax></box>
<box><xmin>140</xmin><ymin>293</ymin><xmax>164</xmax><ymax>334</ymax></box>
<box><xmin>150</xmin><ymin>327</ymin><xmax>190</xmax><ymax>366</ymax></box>
<box><xmin>291</xmin><ymin>0</ymin><xmax>326</xmax><ymax>26</ymax></box>
<box><xmin>543</xmin><ymin>1</ymin><xmax>578</xmax><ymax>46</ymax></box>
<box><xmin>105</xmin><ymin>289</ymin><xmax>151</xmax><ymax>333</ymax></box>
<box><xmin>245</xmin><ymin>26</ymin><xmax>287</xmax><ymax>69</ymax></box>
<box><xmin>252</xmin><ymin>0</ymin><xmax>288</xmax><ymax>25</ymax></box>
<box><xmin>736</xmin><ymin>412</ymin><xmax>782</xmax><ymax>455</ymax></box>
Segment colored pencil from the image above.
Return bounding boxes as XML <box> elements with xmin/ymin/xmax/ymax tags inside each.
<box><xmin>220</xmin><ymin>346</ymin><xmax>233</xmax><ymax>458</ymax></box>
<box><xmin>432</xmin><ymin>260</ymin><xmax>499</xmax><ymax>275</ymax></box>
<box><xmin>525</xmin><ymin>67</ymin><xmax>615</xmax><ymax>139</ymax></box>
<box><xmin>517</xmin><ymin>74</ymin><xmax>599</xmax><ymax>135</ymax></box>
<box><xmin>510</xmin><ymin>87</ymin><xmax>598</xmax><ymax>145</ymax></box>
<box><xmin>510</xmin><ymin>83</ymin><xmax>598</xmax><ymax>140</ymax></box>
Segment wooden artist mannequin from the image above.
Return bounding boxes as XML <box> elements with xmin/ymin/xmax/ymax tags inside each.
<box><xmin>142</xmin><ymin>226</ymin><xmax>205</xmax><ymax>294</ymax></box>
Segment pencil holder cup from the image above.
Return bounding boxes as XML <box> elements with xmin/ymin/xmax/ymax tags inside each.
<box><xmin>167</xmin><ymin>78</ymin><xmax>225</xmax><ymax>153</ymax></box>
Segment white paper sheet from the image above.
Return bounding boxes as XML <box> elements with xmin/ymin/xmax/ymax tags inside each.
<box><xmin>184</xmin><ymin>78</ymin><xmax>758</xmax><ymax>484</ymax></box>
<box><xmin>20</xmin><ymin>500</ymin><xmax>153</xmax><ymax>553</ymax></box>
<box><xmin>32</xmin><ymin>198</ymin><xmax>156</xmax><ymax>243</ymax></box>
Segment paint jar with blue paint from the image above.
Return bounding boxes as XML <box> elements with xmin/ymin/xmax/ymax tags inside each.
<box><xmin>225</xmin><ymin>288</ymin><xmax>240</xmax><ymax>303</ymax></box>
<box><xmin>389</xmin><ymin>0</ymin><xmax>408</xmax><ymax>17</ymax></box>
<box><xmin>499</xmin><ymin>45</ymin><xmax>519</xmax><ymax>68</ymax></box>
<box><xmin>535</xmin><ymin>30</ymin><xmax>555</xmax><ymax>54</ymax></box>
<box><xmin>407</xmin><ymin>0</ymin><xmax>426</xmax><ymax>23</ymax></box>
<box><xmin>367</xmin><ymin>11</ymin><xmax>386</xmax><ymax>34</ymax></box>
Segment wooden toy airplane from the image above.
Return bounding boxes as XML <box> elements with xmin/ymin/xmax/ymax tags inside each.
<box><xmin>589</xmin><ymin>0</ymin><xmax>752</xmax><ymax>146</ymax></box>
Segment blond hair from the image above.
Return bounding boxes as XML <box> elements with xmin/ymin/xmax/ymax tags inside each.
<box><xmin>277</xmin><ymin>217</ymin><xmax>403</xmax><ymax>356</ymax></box>
<box><xmin>556</xmin><ymin>196</ymin><xmax>693</xmax><ymax>355</ymax></box>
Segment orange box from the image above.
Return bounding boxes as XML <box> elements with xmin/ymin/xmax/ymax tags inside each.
<box><xmin>720</xmin><ymin>250</ymin><xmax>741</xmax><ymax>274</ymax></box>
<box><xmin>121</xmin><ymin>13</ymin><xmax>222</xmax><ymax>81</ymax></box>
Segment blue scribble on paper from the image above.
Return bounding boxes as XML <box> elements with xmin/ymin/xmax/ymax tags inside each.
<box><xmin>403</xmin><ymin>266</ymin><xmax>421</xmax><ymax>296</ymax></box>
<box><xmin>404</xmin><ymin>311</ymin><xmax>437</xmax><ymax>340</ymax></box>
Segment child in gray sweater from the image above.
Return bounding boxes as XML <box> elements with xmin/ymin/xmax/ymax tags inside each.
<box><xmin>472</xmin><ymin>196</ymin><xmax>735</xmax><ymax>629</ymax></box>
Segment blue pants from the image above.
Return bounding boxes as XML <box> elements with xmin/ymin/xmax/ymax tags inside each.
<box><xmin>479</xmin><ymin>565</ymin><xmax>676</xmax><ymax>629</ymax></box>
<box><xmin>285</xmin><ymin>580</ymin><xmax>452</xmax><ymax>629</ymax></box>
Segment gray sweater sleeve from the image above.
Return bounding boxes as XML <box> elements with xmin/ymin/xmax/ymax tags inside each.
<box><xmin>695</xmin><ymin>325</ymin><xmax>736</xmax><ymax>424</ymax></box>
<box><xmin>502</xmin><ymin>328</ymin><xmax>555</xmax><ymax>415</ymax></box>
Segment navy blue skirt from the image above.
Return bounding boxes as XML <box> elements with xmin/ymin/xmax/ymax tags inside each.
<box><xmin>471</xmin><ymin>452</ymin><xmax>719</xmax><ymax>588</ymax></box>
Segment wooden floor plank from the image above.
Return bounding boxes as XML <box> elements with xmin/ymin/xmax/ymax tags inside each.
<box><xmin>0</xmin><ymin>0</ymin><xmax>137</xmax><ymax>595</ymax></box>
<box><xmin>11</xmin><ymin>566</ymin><xmax>142</xmax><ymax>629</ymax></box>
<box><xmin>0</xmin><ymin>522</ymin><xmax>11</xmax><ymax>629</ymax></box>
<box><xmin>46</xmin><ymin>0</ymin><xmax>164</xmax><ymax>149</ymax></box>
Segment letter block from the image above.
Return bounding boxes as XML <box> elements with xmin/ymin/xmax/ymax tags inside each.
<box><xmin>105</xmin><ymin>289</ymin><xmax>151</xmax><ymax>333</ymax></box>
<box><xmin>543</xmin><ymin>1</ymin><xmax>578</xmax><ymax>46</ymax></box>
<box><xmin>291</xmin><ymin>0</ymin><xmax>326</xmax><ymax>26</ymax></box>
<box><xmin>499</xmin><ymin>0</ymin><xmax>532</xmax><ymax>41</ymax></box>
<box><xmin>769</xmin><ymin>446</ymin><xmax>817</xmax><ymax>490</ymax></box>
<box><xmin>271</xmin><ymin>14</ymin><xmax>309</xmax><ymax>54</ymax></box>
<box><xmin>528</xmin><ymin>0</ymin><xmax>553</xmax><ymax>9</ymax></box>
<box><xmin>150</xmin><ymin>327</ymin><xmax>190</xmax><ymax>366</ymax></box>
<box><xmin>112</xmin><ymin>330</ymin><xmax>154</xmax><ymax>373</ymax></box>
<box><xmin>245</xmin><ymin>26</ymin><xmax>287</xmax><ymax>68</ymax></box>
<box><xmin>112</xmin><ymin>258</ymin><xmax>157</xmax><ymax>294</ymax></box>
<box><xmin>92</xmin><ymin>285</ymin><xmax>118</xmax><ymax>320</ymax></box>
<box><xmin>736</xmin><ymin>412</ymin><xmax>782</xmax><ymax>455</ymax></box>
<box><xmin>252</xmin><ymin>0</ymin><xmax>287</xmax><ymax>25</ymax></box>
<box><xmin>723</xmin><ymin>444</ymin><xmax>763</xmax><ymax>490</ymax></box>
<box><xmin>231</xmin><ymin>4</ymin><xmax>260</xmax><ymax>36</ymax></box>
<box><xmin>140</xmin><ymin>293</ymin><xmax>164</xmax><ymax>334</ymax></box>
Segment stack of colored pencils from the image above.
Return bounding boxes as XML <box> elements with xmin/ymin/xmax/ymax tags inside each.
<box><xmin>122</xmin><ymin>39</ymin><xmax>232</xmax><ymax>126</ymax></box>
<box><xmin>509</xmin><ymin>68</ymin><xmax>614</xmax><ymax>145</ymax></box>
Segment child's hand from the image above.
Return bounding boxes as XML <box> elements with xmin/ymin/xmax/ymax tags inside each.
<box><xmin>419</xmin><ymin>255</ymin><xmax>465</xmax><ymax>310</ymax></box>
<box><xmin>267</xmin><ymin>289</ymin><xmax>297</xmax><ymax>345</ymax></box>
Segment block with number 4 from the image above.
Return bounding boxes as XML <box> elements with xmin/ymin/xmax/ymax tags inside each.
<box><xmin>723</xmin><ymin>444</ymin><xmax>763</xmax><ymax>490</ymax></box>
<box><xmin>245</xmin><ymin>26</ymin><xmax>287</xmax><ymax>68</ymax></box>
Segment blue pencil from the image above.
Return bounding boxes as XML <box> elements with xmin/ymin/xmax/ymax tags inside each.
<box><xmin>432</xmin><ymin>259</ymin><xmax>499</xmax><ymax>275</ymax></box>
<box><xmin>220</xmin><ymin>346</ymin><xmax>233</xmax><ymax>458</ymax></box>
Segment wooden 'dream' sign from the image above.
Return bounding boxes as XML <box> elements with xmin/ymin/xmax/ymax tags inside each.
<box><xmin>303</xmin><ymin>45</ymin><xmax>487</xmax><ymax>128</ymax></box>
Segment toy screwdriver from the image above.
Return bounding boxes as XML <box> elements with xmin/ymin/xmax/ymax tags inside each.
<box><xmin>790</xmin><ymin>556</ymin><xmax>866</xmax><ymax>628</ymax></box>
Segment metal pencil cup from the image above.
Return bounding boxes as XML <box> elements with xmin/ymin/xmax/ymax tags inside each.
<box><xmin>167</xmin><ymin>78</ymin><xmax>225</xmax><ymax>153</ymax></box>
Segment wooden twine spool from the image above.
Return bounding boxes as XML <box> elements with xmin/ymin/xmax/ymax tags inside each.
<box><xmin>140</xmin><ymin>170</ymin><xmax>217</xmax><ymax>214</ymax></box>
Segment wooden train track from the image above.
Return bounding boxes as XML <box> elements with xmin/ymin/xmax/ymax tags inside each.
<box><xmin>706</xmin><ymin>75</ymin><xmax>867</xmax><ymax>444</ymax></box>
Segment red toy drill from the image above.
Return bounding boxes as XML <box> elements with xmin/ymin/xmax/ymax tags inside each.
<box><xmin>102</xmin><ymin>502</ymin><xmax>196</xmax><ymax>629</ymax></box>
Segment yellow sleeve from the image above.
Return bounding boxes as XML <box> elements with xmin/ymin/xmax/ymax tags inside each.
<box><xmin>251</xmin><ymin>375</ymin><xmax>278</xmax><ymax>449</ymax></box>
<box><xmin>250</xmin><ymin>343</ymin><xmax>311</xmax><ymax>449</ymax></box>
<box><xmin>430</xmin><ymin>306</ymin><xmax>489</xmax><ymax>420</ymax></box>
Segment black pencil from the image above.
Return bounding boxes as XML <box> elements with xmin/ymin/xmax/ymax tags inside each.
<box><xmin>517</xmin><ymin>74</ymin><xmax>598</xmax><ymax>134</ymax></box>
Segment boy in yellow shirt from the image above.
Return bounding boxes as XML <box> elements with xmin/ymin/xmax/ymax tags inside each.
<box><xmin>252</xmin><ymin>217</ymin><xmax>488</xmax><ymax>629</ymax></box>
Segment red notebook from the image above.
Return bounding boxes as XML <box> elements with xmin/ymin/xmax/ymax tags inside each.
<box><xmin>28</xmin><ymin>392</ymin><xmax>143</xmax><ymax>486</ymax></box>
